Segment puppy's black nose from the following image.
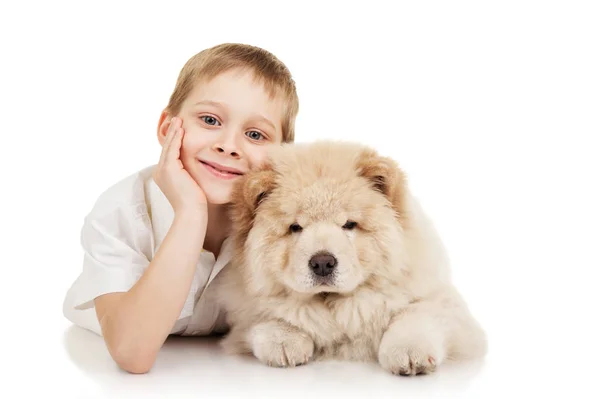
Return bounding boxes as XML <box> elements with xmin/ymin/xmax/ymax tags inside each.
<box><xmin>309</xmin><ymin>252</ymin><xmax>337</xmax><ymax>277</ymax></box>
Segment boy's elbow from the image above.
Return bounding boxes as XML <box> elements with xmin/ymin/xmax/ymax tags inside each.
<box><xmin>99</xmin><ymin>314</ymin><xmax>158</xmax><ymax>374</ymax></box>
<box><xmin>117</xmin><ymin>356</ymin><xmax>155</xmax><ymax>374</ymax></box>
<box><xmin>112</xmin><ymin>346</ymin><xmax>157</xmax><ymax>374</ymax></box>
<box><xmin>104</xmin><ymin>331</ymin><xmax>158</xmax><ymax>374</ymax></box>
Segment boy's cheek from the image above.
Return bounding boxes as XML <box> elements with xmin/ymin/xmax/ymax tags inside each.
<box><xmin>249</xmin><ymin>148</ymin><xmax>272</xmax><ymax>168</ymax></box>
<box><xmin>181</xmin><ymin>122</ymin><xmax>203</xmax><ymax>146</ymax></box>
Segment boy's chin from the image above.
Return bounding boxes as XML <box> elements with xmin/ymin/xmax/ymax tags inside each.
<box><xmin>202</xmin><ymin>186</ymin><xmax>234</xmax><ymax>206</ymax></box>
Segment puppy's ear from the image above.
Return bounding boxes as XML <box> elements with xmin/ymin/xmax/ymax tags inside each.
<box><xmin>356</xmin><ymin>149</ymin><xmax>408</xmax><ymax>221</ymax></box>
<box><xmin>241</xmin><ymin>168</ymin><xmax>277</xmax><ymax>212</ymax></box>
<box><xmin>229</xmin><ymin>164</ymin><xmax>277</xmax><ymax>240</ymax></box>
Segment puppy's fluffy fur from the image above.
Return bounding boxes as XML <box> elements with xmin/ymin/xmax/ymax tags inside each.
<box><xmin>212</xmin><ymin>140</ymin><xmax>487</xmax><ymax>375</ymax></box>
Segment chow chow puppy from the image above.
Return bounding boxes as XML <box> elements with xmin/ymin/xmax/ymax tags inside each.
<box><xmin>212</xmin><ymin>140</ymin><xmax>487</xmax><ymax>376</ymax></box>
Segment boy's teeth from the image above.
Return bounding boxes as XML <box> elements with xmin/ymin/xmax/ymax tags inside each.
<box><xmin>201</xmin><ymin>160</ymin><xmax>241</xmax><ymax>176</ymax></box>
<box><xmin>212</xmin><ymin>164</ymin><xmax>236</xmax><ymax>175</ymax></box>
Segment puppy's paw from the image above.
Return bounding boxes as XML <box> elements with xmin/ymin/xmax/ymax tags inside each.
<box><xmin>249</xmin><ymin>321</ymin><xmax>314</xmax><ymax>367</ymax></box>
<box><xmin>219</xmin><ymin>328</ymin><xmax>249</xmax><ymax>355</ymax></box>
<box><xmin>378</xmin><ymin>334</ymin><xmax>445</xmax><ymax>376</ymax></box>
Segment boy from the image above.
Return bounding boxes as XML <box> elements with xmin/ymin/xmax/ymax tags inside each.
<box><xmin>62</xmin><ymin>43</ymin><xmax>299</xmax><ymax>374</ymax></box>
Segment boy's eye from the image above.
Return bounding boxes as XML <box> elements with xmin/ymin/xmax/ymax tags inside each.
<box><xmin>246</xmin><ymin>130</ymin><xmax>264</xmax><ymax>140</ymax></box>
<box><xmin>200</xmin><ymin>116</ymin><xmax>220</xmax><ymax>126</ymax></box>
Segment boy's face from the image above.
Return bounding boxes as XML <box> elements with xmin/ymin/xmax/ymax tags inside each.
<box><xmin>158</xmin><ymin>68</ymin><xmax>286</xmax><ymax>205</ymax></box>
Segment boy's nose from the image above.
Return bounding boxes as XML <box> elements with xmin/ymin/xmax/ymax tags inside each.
<box><xmin>214</xmin><ymin>145</ymin><xmax>240</xmax><ymax>158</ymax></box>
<box><xmin>213</xmin><ymin>134</ymin><xmax>241</xmax><ymax>158</ymax></box>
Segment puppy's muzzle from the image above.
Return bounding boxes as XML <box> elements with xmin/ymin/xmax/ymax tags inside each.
<box><xmin>309</xmin><ymin>252</ymin><xmax>337</xmax><ymax>277</ymax></box>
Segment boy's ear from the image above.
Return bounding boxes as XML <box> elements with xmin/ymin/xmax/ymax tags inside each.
<box><xmin>355</xmin><ymin>149</ymin><xmax>408</xmax><ymax>222</ymax></box>
<box><xmin>157</xmin><ymin>110</ymin><xmax>172</xmax><ymax>145</ymax></box>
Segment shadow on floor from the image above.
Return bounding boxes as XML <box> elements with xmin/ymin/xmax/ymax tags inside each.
<box><xmin>62</xmin><ymin>325</ymin><xmax>488</xmax><ymax>398</ymax></box>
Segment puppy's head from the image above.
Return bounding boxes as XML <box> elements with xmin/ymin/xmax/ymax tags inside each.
<box><xmin>229</xmin><ymin>140</ymin><xmax>409</xmax><ymax>298</ymax></box>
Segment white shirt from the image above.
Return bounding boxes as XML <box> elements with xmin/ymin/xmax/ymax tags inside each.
<box><xmin>62</xmin><ymin>165</ymin><xmax>232</xmax><ymax>337</ymax></box>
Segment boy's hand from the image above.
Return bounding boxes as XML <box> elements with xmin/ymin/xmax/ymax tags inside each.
<box><xmin>153</xmin><ymin>116</ymin><xmax>207</xmax><ymax>216</ymax></box>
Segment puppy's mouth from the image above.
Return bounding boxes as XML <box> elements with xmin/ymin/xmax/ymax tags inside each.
<box><xmin>314</xmin><ymin>276</ymin><xmax>334</xmax><ymax>286</ymax></box>
<box><xmin>310</xmin><ymin>275</ymin><xmax>339</xmax><ymax>292</ymax></box>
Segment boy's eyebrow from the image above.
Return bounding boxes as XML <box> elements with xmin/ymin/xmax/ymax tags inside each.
<box><xmin>194</xmin><ymin>100</ymin><xmax>227</xmax><ymax>109</ymax></box>
<box><xmin>194</xmin><ymin>100</ymin><xmax>277</xmax><ymax>131</ymax></box>
<box><xmin>253</xmin><ymin>115</ymin><xmax>276</xmax><ymax>131</ymax></box>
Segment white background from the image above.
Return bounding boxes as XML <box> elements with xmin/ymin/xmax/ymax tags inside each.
<box><xmin>2</xmin><ymin>1</ymin><xmax>599</xmax><ymax>398</ymax></box>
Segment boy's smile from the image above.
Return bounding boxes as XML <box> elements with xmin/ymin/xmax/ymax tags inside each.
<box><xmin>160</xmin><ymin>67</ymin><xmax>285</xmax><ymax>205</ymax></box>
<box><xmin>198</xmin><ymin>159</ymin><xmax>244</xmax><ymax>180</ymax></box>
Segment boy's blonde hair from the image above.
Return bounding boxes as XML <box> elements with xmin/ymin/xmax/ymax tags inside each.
<box><xmin>165</xmin><ymin>43</ymin><xmax>299</xmax><ymax>143</ymax></box>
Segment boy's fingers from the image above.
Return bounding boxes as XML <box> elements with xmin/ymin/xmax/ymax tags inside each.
<box><xmin>166</xmin><ymin>128</ymin><xmax>183</xmax><ymax>164</ymax></box>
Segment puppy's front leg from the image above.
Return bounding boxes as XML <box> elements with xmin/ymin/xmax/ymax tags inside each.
<box><xmin>249</xmin><ymin>320</ymin><xmax>315</xmax><ymax>367</ymax></box>
<box><xmin>378</xmin><ymin>287</ymin><xmax>487</xmax><ymax>376</ymax></box>
<box><xmin>378</xmin><ymin>309</ymin><xmax>445</xmax><ymax>376</ymax></box>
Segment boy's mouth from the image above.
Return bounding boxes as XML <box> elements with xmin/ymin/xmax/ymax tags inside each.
<box><xmin>199</xmin><ymin>160</ymin><xmax>244</xmax><ymax>178</ymax></box>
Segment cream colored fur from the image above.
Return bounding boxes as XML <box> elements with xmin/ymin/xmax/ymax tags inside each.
<box><xmin>211</xmin><ymin>140</ymin><xmax>487</xmax><ymax>375</ymax></box>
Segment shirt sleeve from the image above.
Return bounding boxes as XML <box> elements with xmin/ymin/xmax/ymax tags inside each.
<box><xmin>63</xmin><ymin>197</ymin><xmax>153</xmax><ymax>334</ymax></box>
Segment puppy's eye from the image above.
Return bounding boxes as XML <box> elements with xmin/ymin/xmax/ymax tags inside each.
<box><xmin>289</xmin><ymin>223</ymin><xmax>303</xmax><ymax>233</ymax></box>
<box><xmin>342</xmin><ymin>220</ymin><xmax>358</xmax><ymax>230</ymax></box>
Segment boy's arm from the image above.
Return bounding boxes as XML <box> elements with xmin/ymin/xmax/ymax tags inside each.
<box><xmin>94</xmin><ymin>116</ymin><xmax>206</xmax><ymax>374</ymax></box>
<box><xmin>94</xmin><ymin>209</ymin><xmax>207</xmax><ymax>374</ymax></box>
